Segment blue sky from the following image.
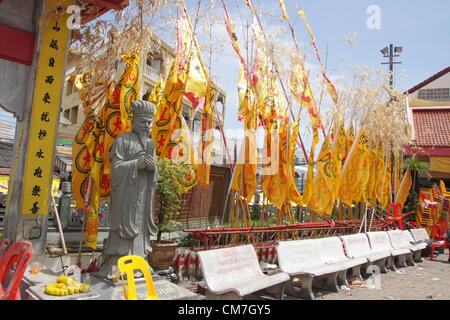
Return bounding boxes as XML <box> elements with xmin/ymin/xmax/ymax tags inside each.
<box><xmin>206</xmin><ymin>0</ymin><xmax>449</xmax><ymax>122</ymax></box>
<box><xmin>2</xmin><ymin>0</ymin><xmax>449</xmax><ymax>151</ymax></box>
<box><xmin>183</xmin><ymin>0</ymin><xmax>450</xmax><ymax>150</ymax></box>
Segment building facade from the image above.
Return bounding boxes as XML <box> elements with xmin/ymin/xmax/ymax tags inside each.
<box><xmin>405</xmin><ymin>66</ymin><xmax>450</xmax><ymax>182</ymax></box>
<box><xmin>58</xmin><ymin>39</ymin><xmax>226</xmax><ymax>157</ymax></box>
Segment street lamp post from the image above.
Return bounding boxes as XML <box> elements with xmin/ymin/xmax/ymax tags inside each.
<box><xmin>380</xmin><ymin>44</ymin><xmax>403</xmax><ymax>89</ymax></box>
<box><xmin>380</xmin><ymin>44</ymin><xmax>403</xmax><ymax>215</ymax></box>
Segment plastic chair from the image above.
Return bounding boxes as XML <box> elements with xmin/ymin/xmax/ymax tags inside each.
<box><xmin>0</xmin><ymin>241</ymin><xmax>33</xmax><ymax>285</ymax></box>
<box><xmin>429</xmin><ymin>239</ymin><xmax>450</xmax><ymax>261</ymax></box>
<box><xmin>0</xmin><ymin>250</ymin><xmax>33</xmax><ymax>300</ymax></box>
<box><xmin>386</xmin><ymin>203</ymin><xmax>405</xmax><ymax>230</ymax></box>
<box><xmin>117</xmin><ymin>255</ymin><xmax>159</xmax><ymax>300</ymax></box>
<box><xmin>0</xmin><ymin>239</ymin><xmax>12</xmax><ymax>258</ymax></box>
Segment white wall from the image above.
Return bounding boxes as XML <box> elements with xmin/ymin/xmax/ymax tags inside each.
<box><xmin>410</xmin><ymin>71</ymin><xmax>450</xmax><ymax>102</ymax></box>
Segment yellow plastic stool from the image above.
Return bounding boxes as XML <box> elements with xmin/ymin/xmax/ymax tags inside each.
<box><xmin>117</xmin><ymin>255</ymin><xmax>159</xmax><ymax>300</ymax></box>
<box><xmin>439</xmin><ymin>180</ymin><xmax>450</xmax><ymax>197</ymax></box>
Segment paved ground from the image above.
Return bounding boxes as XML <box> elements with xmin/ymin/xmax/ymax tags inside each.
<box><xmin>187</xmin><ymin>251</ymin><xmax>449</xmax><ymax>300</ymax></box>
<box><xmin>300</xmin><ymin>253</ymin><xmax>450</xmax><ymax>300</ymax></box>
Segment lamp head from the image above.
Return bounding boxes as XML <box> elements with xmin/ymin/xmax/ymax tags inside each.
<box><xmin>380</xmin><ymin>47</ymin><xmax>389</xmax><ymax>56</ymax></box>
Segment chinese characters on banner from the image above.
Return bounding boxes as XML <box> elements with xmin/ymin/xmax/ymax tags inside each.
<box><xmin>21</xmin><ymin>0</ymin><xmax>71</xmax><ymax>216</ymax></box>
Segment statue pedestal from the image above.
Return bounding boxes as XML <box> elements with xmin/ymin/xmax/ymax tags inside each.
<box><xmin>90</xmin><ymin>273</ymin><xmax>198</xmax><ymax>300</ymax></box>
<box><xmin>92</xmin><ymin>272</ymin><xmax>148</xmax><ymax>287</ymax></box>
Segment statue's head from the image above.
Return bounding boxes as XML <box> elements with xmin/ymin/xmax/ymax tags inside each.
<box><xmin>131</xmin><ymin>100</ymin><xmax>155</xmax><ymax>136</ymax></box>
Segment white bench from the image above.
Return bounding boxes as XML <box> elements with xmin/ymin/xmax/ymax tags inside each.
<box><xmin>403</xmin><ymin>230</ymin><xmax>427</xmax><ymax>262</ymax></box>
<box><xmin>365</xmin><ymin>231</ymin><xmax>406</xmax><ymax>272</ymax></box>
<box><xmin>315</xmin><ymin>237</ymin><xmax>367</xmax><ymax>286</ymax></box>
<box><xmin>277</xmin><ymin>238</ymin><xmax>365</xmax><ymax>300</ymax></box>
<box><xmin>387</xmin><ymin>230</ymin><xmax>417</xmax><ymax>267</ymax></box>
<box><xmin>410</xmin><ymin>228</ymin><xmax>449</xmax><ymax>259</ymax></box>
<box><xmin>339</xmin><ymin>233</ymin><xmax>391</xmax><ymax>278</ymax></box>
<box><xmin>409</xmin><ymin>228</ymin><xmax>430</xmax><ymax>243</ymax></box>
<box><xmin>197</xmin><ymin>245</ymin><xmax>289</xmax><ymax>300</ymax></box>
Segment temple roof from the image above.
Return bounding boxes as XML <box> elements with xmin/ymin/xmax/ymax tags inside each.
<box><xmin>411</xmin><ymin>109</ymin><xmax>450</xmax><ymax>147</ymax></box>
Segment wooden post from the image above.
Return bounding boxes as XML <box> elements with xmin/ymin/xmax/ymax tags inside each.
<box><xmin>50</xmin><ymin>193</ymin><xmax>67</xmax><ymax>254</ymax></box>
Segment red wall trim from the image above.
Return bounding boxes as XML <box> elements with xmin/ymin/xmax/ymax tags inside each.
<box><xmin>404</xmin><ymin>145</ymin><xmax>450</xmax><ymax>157</ymax></box>
<box><xmin>0</xmin><ymin>23</ymin><xmax>35</xmax><ymax>65</ymax></box>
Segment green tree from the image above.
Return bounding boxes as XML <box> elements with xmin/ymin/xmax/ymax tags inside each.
<box><xmin>155</xmin><ymin>158</ymin><xmax>188</xmax><ymax>243</ymax></box>
<box><xmin>403</xmin><ymin>156</ymin><xmax>431</xmax><ymax>213</ymax></box>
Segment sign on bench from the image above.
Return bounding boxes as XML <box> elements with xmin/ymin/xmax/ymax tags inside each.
<box><xmin>197</xmin><ymin>245</ymin><xmax>289</xmax><ymax>300</ymax></box>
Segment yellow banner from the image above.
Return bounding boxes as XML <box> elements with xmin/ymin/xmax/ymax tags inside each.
<box><xmin>21</xmin><ymin>0</ymin><xmax>71</xmax><ymax>216</ymax></box>
<box><xmin>119</xmin><ymin>48</ymin><xmax>141</xmax><ymax>132</ymax></box>
<box><xmin>395</xmin><ymin>168</ymin><xmax>412</xmax><ymax>207</ymax></box>
<box><xmin>308</xmin><ymin>135</ymin><xmax>335</xmax><ymax>215</ymax></box>
<box><xmin>430</xmin><ymin>156</ymin><xmax>450</xmax><ymax>174</ymax></box>
<box><xmin>197</xmin><ymin>82</ymin><xmax>216</xmax><ymax>187</ymax></box>
<box><xmin>338</xmin><ymin>129</ymin><xmax>369</xmax><ymax>206</ymax></box>
<box><xmin>286</xmin><ymin>119</ymin><xmax>303</xmax><ymax>205</ymax></box>
<box><xmin>302</xmin><ymin>127</ymin><xmax>319</xmax><ymax>206</ymax></box>
<box><xmin>1</xmin><ymin>175</ymin><xmax>59</xmax><ymax>195</ymax></box>
<box><xmin>0</xmin><ymin>175</ymin><xmax>9</xmax><ymax>192</ymax></box>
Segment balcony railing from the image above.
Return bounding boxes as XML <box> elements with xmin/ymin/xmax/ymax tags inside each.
<box><xmin>143</xmin><ymin>64</ymin><xmax>160</xmax><ymax>82</ymax></box>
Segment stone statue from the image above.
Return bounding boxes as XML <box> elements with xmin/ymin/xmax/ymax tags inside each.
<box><xmin>98</xmin><ymin>100</ymin><xmax>158</xmax><ymax>278</ymax></box>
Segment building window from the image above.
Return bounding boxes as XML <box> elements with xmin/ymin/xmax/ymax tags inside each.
<box><xmin>70</xmin><ymin>105</ymin><xmax>78</xmax><ymax>124</ymax></box>
<box><xmin>142</xmin><ymin>85</ymin><xmax>153</xmax><ymax>101</ymax></box>
<box><xmin>63</xmin><ymin>108</ymin><xmax>70</xmax><ymax>121</ymax></box>
<box><xmin>418</xmin><ymin>88</ymin><xmax>450</xmax><ymax>101</ymax></box>
<box><xmin>144</xmin><ymin>54</ymin><xmax>161</xmax><ymax>82</ymax></box>
<box><xmin>66</xmin><ymin>80</ymin><xmax>73</xmax><ymax>96</ymax></box>
<box><xmin>183</xmin><ymin>111</ymin><xmax>190</xmax><ymax>124</ymax></box>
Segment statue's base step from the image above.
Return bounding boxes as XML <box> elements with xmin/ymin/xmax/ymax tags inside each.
<box><xmin>92</xmin><ymin>271</ymin><xmax>163</xmax><ymax>287</ymax></box>
<box><xmin>90</xmin><ymin>273</ymin><xmax>198</xmax><ymax>300</ymax></box>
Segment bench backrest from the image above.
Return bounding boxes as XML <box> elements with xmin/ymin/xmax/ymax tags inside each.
<box><xmin>277</xmin><ymin>239</ymin><xmax>322</xmax><ymax>274</ymax></box>
<box><xmin>315</xmin><ymin>237</ymin><xmax>348</xmax><ymax>264</ymax></box>
<box><xmin>339</xmin><ymin>233</ymin><xmax>372</xmax><ymax>259</ymax></box>
<box><xmin>366</xmin><ymin>231</ymin><xmax>393</xmax><ymax>252</ymax></box>
<box><xmin>387</xmin><ymin>229</ymin><xmax>412</xmax><ymax>249</ymax></box>
<box><xmin>409</xmin><ymin>228</ymin><xmax>429</xmax><ymax>242</ymax></box>
<box><xmin>197</xmin><ymin>245</ymin><xmax>263</xmax><ymax>292</ymax></box>
<box><xmin>402</xmin><ymin>230</ymin><xmax>416</xmax><ymax>243</ymax></box>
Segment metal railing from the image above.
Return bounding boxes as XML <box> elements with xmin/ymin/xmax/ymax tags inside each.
<box><xmin>143</xmin><ymin>65</ymin><xmax>160</xmax><ymax>82</ymax></box>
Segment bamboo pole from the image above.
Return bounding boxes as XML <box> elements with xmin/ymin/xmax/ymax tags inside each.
<box><xmin>50</xmin><ymin>193</ymin><xmax>67</xmax><ymax>255</ymax></box>
<box><xmin>77</xmin><ymin>175</ymin><xmax>92</xmax><ymax>267</ymax></box>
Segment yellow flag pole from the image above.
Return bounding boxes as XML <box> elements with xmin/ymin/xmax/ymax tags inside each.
<box><xmin>77</xmin><ymin>174</ymin><xmax>92</xmax><ymax>266</ymax></box>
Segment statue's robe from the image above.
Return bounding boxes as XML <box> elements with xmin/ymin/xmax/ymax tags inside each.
<box><xmin>100</xmin><ymin>131</ymin><xmax>158</xmax><ymax>276</ymax></box>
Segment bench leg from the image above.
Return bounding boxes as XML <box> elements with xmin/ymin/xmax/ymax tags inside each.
<box><xmin>206</xmin><ymin>290</ymin><xmax>243</xmax><ymax>300</ymax></box>
<box><xmin>285</xmin><ymin>275</ymin><xmax>314</xmax><ymax>300</ymax></box>
<box><xmin>386</xmin><ymin>256</ymin><xmax>396</xmax><ymax>272</ymax></box>
<box><xmin>406</xmin><ymin>252</ymin><xmax>415</xmax><ymax>266</ymax></box>
<box><xmin>373</xmin><ymin>258</ymin><xmax>388</xmax><ymax>274</ymax></box>
<box><xmin>312</xmin><ymin>272</ymin><xmax>339</xmax><ymax>293</ymax></box>
<box><xmin>264</xmin><ymin>282</ymin><xmax>286</xmax><ymax>300</ymax></box>
<box><xmin>360</xmin><ymin>262</ymin><xmax>372</xmax><ymax>279</ymax></box>
<box><xmin>337</xmin><ymin>270</ymin><xmax>349</xmax><ymax>287</ymax></box>
<box><xmin>413</xmin><ymin>250</ymin><xmax>423</xmax><ymax>263</ymax></box>
<box><xmin>394</xmin><ymin>254</ymin><xmax>407</xmax><ymax>268</ymax></box>
<box><xmin>347</xmin><ymin>265</ymin><xmax>363</xmax><ymax>282</ymax></box>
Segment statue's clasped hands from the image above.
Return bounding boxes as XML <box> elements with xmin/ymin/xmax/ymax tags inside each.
<box><xmin>138</xmin><ymin>151</ymin><xmax>155</xmax><ymax>170</ymax></box>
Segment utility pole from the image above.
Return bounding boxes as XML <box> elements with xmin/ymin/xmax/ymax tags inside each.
<box><xmin>380</xmin><ymin>44</ymin><xmax>403</xmax><ymax>218</ymax></box>
<box><xmin>380</xmin><ymin>44</ymin><xmax>403</xmax><ymax>89</ymax></box>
